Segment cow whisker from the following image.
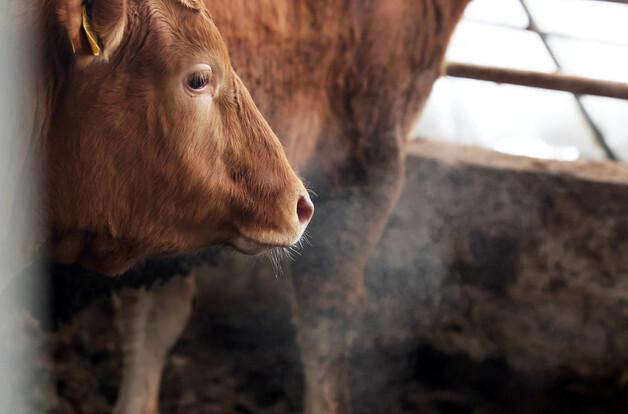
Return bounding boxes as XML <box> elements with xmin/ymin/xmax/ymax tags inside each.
<box><xmin>265</xmin><ymin>241</ymin><xmax>311</xmax><ymax>277</ymax></box>
<box><xmin>265</xmin><ymin>248</ymin><xmax>285</xmax><ymax>278</ymax></box>
<box><xmin>288</xmin><ymin>246</ymin><xmax>302</xmax><ymax>256</ymax></box>
<box><xmin>262</xmin><ymin>230</ymin><xmax>315</xmax><ymax>277</ymax></box>
<box><xmin>301</xmin><ymin>230</ymin><xmax>313</xmax><ymax>247</ymax></box>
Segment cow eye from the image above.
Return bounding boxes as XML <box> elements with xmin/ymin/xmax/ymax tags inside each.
<box><xmin>184</xmin><ymin>65</ymin><xmax>214</xmax><ymax>94</ymax></box>
<box><xmin>187</xmin><ymin>72</ymin><xmax>210</xmax><ymax>90</ymax></box>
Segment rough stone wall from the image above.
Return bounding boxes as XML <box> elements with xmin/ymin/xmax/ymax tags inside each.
<box><xmin>366</xmin><ymin>140</ymin><xmax>628</xmax><ymax>379</ymax></box>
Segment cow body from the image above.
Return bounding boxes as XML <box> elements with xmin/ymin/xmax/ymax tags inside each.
<box><xmin>110</xmin><ymin>1</ymin><xmax>470</xmax><ymax>413</ymax></box>
<box><xmin>218</xmin><ymin>2</ymin><xmax>470</xmax><ymax>413</ymax></box>
<box><xmin>7</xmin><ymin>0</ymin><xmax>315</xmax><ymax>408</ymax></box>
<box><xmin>12</xmin><ymin>0</ymin><xmax>470</xmax><ymax>412</ymax></box>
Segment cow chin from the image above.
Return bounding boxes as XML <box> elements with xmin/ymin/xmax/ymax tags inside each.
<box><xmin>229</xmin><ymin>236</ymin><xmax>274</xmax><ymax>255</ymax></box>
<box><xmin>229</xmin><ymin>230</ymin><xmax>304</xmax><ymax>255</ymax></box>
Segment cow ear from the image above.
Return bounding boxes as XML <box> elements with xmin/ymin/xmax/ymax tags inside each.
<box><xmin>57</xmin><ymin>0</ymin><xmax>127</xmax><ymax>59</ymax></box>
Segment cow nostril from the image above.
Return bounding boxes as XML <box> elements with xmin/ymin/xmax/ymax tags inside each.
<box><xmin>296</xmin><ymin>195</ymin><xmax>314</xmax><ymax>226</ymax></box>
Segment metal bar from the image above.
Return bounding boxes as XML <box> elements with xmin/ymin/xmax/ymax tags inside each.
<box><xmin>518</xmin><ymin>0</ymin><xmax>618</xmax><ymax>161</ymax></box>
<box><xmin>445</xmin><ymin>63</ymin><xmax>628</xmax><ymax>100</ymax></box>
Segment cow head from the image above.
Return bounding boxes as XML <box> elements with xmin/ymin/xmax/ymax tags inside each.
<box><xmin>46</xmin><ymin>0</ymin><xmax>313</xmax><ymax>275</ymax></box>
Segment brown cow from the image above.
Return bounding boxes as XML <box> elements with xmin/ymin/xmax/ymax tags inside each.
<box><xmin>7</xmin><ymin>0</ymin><xmax>313</xmax><ymax>408</ymax></box>
<box><xmin>42</xmin><ymin>0</ymin><xmax>313</xmax><ymax>276</ymax></box>
<box><xmin>108</xmin><ymin>1</ymin><xmax>472</xmax><ymax>413</ymax></box>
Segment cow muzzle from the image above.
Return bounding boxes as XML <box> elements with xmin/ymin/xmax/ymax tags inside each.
<box><xmin>231</xmin><ymin>190</ymin><xmax>314</xmax><ymax>255</ymax></box>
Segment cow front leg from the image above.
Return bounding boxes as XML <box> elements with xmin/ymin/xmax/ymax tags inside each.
<box><xmin>112</xmin><ymin>274</ymin><xmax>196</xmax><ymax>414</ymax></box>
<box><xmin>298</xmin><ymin>313</ymin><xmax>355</xmax><ymax>414</ymax></box>
<box><xmin>292</xmin><ymin>142</ymin><xmax>406</xmax><ymax>414</ymax></box>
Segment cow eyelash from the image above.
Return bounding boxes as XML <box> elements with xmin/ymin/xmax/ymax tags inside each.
<box><xmin>187</xmin><ymin>72</ymin><xmax>210</xmax><ymax>90</ymax></box>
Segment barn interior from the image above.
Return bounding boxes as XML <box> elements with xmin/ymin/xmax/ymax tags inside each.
<box><xmin>4</xmin><ymin>0</ymin><xmax>628</xmax><ymax>413</ymax></box>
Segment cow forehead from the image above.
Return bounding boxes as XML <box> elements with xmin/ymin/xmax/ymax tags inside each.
<box><xmin>151</xmin><ymin>0</ymin><xmax>228</xmax><ymax>56</ymax></box>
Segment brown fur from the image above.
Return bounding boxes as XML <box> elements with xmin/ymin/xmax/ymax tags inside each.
<box><xmin>30</xmin><ymin>0</ymin><xmax>470</xmax><ymax>412</ymax></box>
<box><xmin>206</xmin><ymin>1</ymin><xmax>471</xmax><ymax>412</ymax></box>
<box><xmin>38</xmin><ymin>0</ymin><xmax>311</xmax><ymax>275</ymax></box>
<box><xmin>110</xmin><ymin>1</ymin><xmax>470</xmax><ymax>413</ymax></box>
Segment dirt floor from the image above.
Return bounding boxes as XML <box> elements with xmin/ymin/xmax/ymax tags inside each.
<box><xmin>45</xmin><ymin>262</ymin><xmax>628</xmax><ymax>414</ymax></box>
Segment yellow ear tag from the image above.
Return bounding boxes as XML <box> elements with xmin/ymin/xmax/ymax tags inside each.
<box><xmin>81</xmin><ymin>5</ymin><xmax>101</xmax><ymax>56</ymax></box>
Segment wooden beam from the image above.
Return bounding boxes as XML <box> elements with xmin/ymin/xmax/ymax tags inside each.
<box><xmin>445</xmin><ymin>62</ymin><xmax>628</xmax><ymax>100</ymax></box>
